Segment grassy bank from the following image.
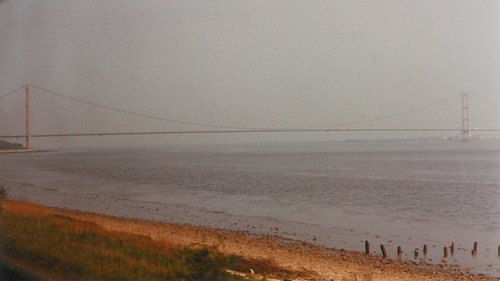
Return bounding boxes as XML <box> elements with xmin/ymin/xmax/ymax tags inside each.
<box><xmin>1</xmin><ymin>200</ymin><xmax>495</xmax><ymax>281</ymax></box>
<box><xmin>0</xmin><ymin>201</ymin><xmax>296</xmax><ymax>281</ymax></box>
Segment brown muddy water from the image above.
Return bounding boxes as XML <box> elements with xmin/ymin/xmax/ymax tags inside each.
<box><xmin>1</xmin><ymin>140</ymin><xmax>499</xmax><ymax>276</ymax></box>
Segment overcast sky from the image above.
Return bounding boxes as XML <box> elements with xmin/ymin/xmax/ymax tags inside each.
<box><xmin>0</xmin><ymin>0</ymin><xmax>499</xmax><ymax>147</ymax></box>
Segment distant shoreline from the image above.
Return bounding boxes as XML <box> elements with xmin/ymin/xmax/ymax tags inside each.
<box><xmin>1</xmin><ymin>200</ymin><xmax>495</xmax><ymax>281</ymax></box>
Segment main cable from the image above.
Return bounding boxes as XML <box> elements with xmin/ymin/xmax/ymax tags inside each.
<box><xmin>30</xmin><ymin>85</ymin><xmax>256</xmax><ymax>130</ymax></box>
<box><xmin>0</xmin><ymin>85</ymin><xmax>25</xmax><ymax>101</ymax></box>
<box><xmin>30</xmin><ymin>84</ymin><xmax>459</xmax><ymax>130</ymax></box>
<box><xmin>318</xmin><ymin>95</ymin><xmax>458</xmax><ymax>129</ymax></box>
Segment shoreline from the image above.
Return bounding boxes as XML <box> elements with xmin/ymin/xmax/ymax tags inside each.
<box><xmin>5</xmin><ymin>181</ymin><xmax>500</xmax><ymax>277</ymax></box>
<box><xmin>2</xmin><ymin>141</ymin><xmax>500</xmax><ymax>277</ymax></box>
<box><xmin>1</xmin><ymin>200</ymin><xmax>496</xmax><ymax>281</ymax></box>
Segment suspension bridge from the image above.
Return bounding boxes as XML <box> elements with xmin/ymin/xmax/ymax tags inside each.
<box><xmin>1</xmin><ymin>84</ymin><xmax>499</xmax><ymax>151</ymax></box>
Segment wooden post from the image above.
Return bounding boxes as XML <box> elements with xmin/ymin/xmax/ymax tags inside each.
<box><xmin>497</xmin><ymin>245</ymin><xmax>499</xmax><ymax>257</ymax></box>
<box><xmin>450</xmin><ymin>242</ymin><xmax>454</xmax><ymax>256</ymax></box>
<box><xmin>423</xmin><ymin>245</ymin><xmax>427</xmax><ymax>256</ymax></box>
<box><xmin>414</xmin><ymin>250</ymin><xmax>418</xmax><ymax>259</ymax></box>
<box><xmin>397</xmin><ymin>246</ymin><xmax>402</xmax><ymax>256</ymax></box>
<box><xmin>380</xmin><ymin>244</ymin><xmax>387</xmax><ymax>258</ymax></box>
<box><xmin>25</xmin><ymin>84</ymin><xmax>32</xmax><ymax>150</ymax></box>
<box><xmin>473</xmin><ymin>242</ymin><xmax>478</xmax><ymax>253</ymax></box>
<box><xmin>365</xmin><ymin>240</ymin><xmax>369</xmax><ymax>254</ymax></box>
<box><xmin>443</xmin><ymin>247</ymin><xmax>448</xmax><ymax>258</ymax></box>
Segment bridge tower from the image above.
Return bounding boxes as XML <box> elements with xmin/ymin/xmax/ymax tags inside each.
<box><xmin>461</xmin><ymin>92</ymin><xmax>471</xmax><ymax>142</ymax></box>
<box><xmin>25</xmin><ymin>84</ymin><xmax>32</xmax><ymax>150</ymax></box>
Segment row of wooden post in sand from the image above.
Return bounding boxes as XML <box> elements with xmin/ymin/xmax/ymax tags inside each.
<box><xmin>364</xmin><ymin>240</ymin><xmax>499</xmax><ymax>263</ymax></box>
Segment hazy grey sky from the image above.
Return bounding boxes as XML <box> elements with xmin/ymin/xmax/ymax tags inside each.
<box><xmin>0</xmin><ymin>0</ymin><xmax>499</xmax><ymax>147</ymax></box>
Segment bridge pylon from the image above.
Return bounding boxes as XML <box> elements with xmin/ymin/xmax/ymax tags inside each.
<box><xmin>24</xmin><ymin>84</ymin><xmax>32</xmax><ymax>150</ymax></box>
<box><xmin>461</xmin><ymin>92</ymin><xmax>471</xmax><ymax>142</ymax></box>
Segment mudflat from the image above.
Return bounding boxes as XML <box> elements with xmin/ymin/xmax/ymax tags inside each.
<box><xmin>1</xmin><ymin>200</ymin><xmax>496</xmax><ymax>281</ymax></box>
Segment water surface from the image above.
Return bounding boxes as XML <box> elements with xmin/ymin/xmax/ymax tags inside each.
<box><xmin>1</xmin><ymin>140</ymin><xmax>499</xmax><ymax>276</ymax></box>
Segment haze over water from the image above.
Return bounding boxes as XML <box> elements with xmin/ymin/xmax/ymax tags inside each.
<box><xmin>1</xmin><ymin>1</ymin><xmax>500</xmax><ymax>278</ymax></box>
<box><xmin>1</xmin><ymin>140</ymin><xmax>500</xmax><ymax>276</ymax></box>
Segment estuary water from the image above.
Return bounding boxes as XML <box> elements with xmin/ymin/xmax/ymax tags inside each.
<box><xmin>1</xmin><ymin>140</ymin><xmax>500</xmax><ymax>276</ymax></box>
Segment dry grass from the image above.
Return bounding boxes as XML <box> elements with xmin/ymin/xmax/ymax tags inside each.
<box><xmin>0</xmin><ymin>208</ymin><xmax>253</xmax><ymax>280</ymax></box>
<box><xmin>2</xmin><ymin>200</ymin><xmax>494</xmax><ymax>281</ymax></box>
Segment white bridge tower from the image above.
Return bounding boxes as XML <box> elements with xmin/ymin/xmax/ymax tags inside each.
<box><xmin>461</xmin><ymin>92</ymin><xmax>471</xmax><ymax>142</ymax></box>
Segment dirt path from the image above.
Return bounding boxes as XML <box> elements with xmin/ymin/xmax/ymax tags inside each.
<box><xmin>2</xmin><ymin>200</ymin><xmax>496</xmax><ymax>281</ymax></box>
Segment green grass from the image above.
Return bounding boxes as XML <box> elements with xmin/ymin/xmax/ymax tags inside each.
<box><xmin>0</xmin><ymin>212</ymin><xmax>247</xmax><ymax>281</ymax></box>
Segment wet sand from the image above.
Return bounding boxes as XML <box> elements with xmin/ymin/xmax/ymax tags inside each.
<box><xmin>5</xmin><ymin>180</ymin><xmax>500</xmax><ymax>278</ymax></box>
<box><xmin>2</xmin><ymin>200</ymin><xmax>496</xmax><ymax>281</ymax></box>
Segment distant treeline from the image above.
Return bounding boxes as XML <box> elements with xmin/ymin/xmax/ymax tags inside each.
<box><xmin>0</xmin><ymin>140</ymin><xmax>22</xmax><ymax>150</ymax></box>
